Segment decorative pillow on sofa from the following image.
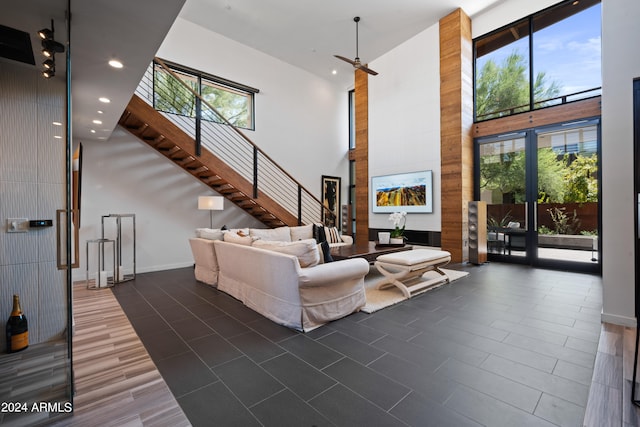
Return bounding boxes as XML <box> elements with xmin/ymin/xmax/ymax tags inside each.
<box><xmin>252</xmin><ymin>238</ymin><xmax>320</xmax><ymax>268</ymax></box>
<box><xmin>324</xmin><ymin>226</ymin><xmax>343</xmax><ymax>244</ymax></box>
<box><xmin>318</xmin><ymin>240</ymin><xmax>334</xmax><ymax>263</ymax></box>
<box><xmin>223</xmin><ymin>231</ymin><xmax>254</xmax><ymax>246</ymax></box>
<box><xmin>249</xmin><ymin>226</ymin><xmax>291</xmax><ymax>242</ymax></box>
<box><xmin>313</xmin><ymin>223</ymin><xmax>327</xmax><ymax>243</ymax></box>
<box><xmin>196</xmin><ymin>228</ymin><xmax>224</xmax><ymax>240</ymax></box>
<box><xmin>290</xmin><ymin>224</ymin><xmax>313</xmax><ymax>241</ymax></box>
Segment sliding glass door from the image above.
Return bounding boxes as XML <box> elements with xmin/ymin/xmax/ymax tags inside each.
<box><xmin>476</xmin><ymin>119</ymin><xmax>601</xmax><ymax>272</ymax></box>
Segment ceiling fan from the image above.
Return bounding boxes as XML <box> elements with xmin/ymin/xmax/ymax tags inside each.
<box><xmin>334</xmin><ymin>16</ymin><xmax>378</xmax><ymax>76</ymax></box>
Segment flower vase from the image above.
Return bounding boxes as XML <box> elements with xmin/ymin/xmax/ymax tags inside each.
<box><xmin>378</xmin><ymin>232</ymin><xmax>391</xmax><ymax>244</ymax></box>
<box><xmin>389</xmin><ymin>237</ymin><xmax>404</xmax><ymax>245</ymax></box>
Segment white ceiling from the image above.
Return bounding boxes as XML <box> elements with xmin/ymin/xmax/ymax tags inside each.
<box><xmin>3</xmin><ymin>0</ymin><xmax>505</xmax><ymax>143</ymax></box>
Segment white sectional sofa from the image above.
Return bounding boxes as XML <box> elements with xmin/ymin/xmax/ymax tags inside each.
<box><xmin>189</xmin><ymin>224</ymin><xmax>352</xmax><ymax>286</ymax></box>
<box><xmin>213</xmin><ymin>240</ymin><xmax>368</xmax><ymax>331</ymax></box>
<box><xmin>188</xmin><ymin>224</ymin><xmax>367</xmax><ymax>331</ymax></box>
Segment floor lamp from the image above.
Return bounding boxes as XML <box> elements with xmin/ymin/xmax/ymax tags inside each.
<box><xmin>198</xmin><ymin>196</ymin><xmax>224</xmax><ymax>228</ymax></box>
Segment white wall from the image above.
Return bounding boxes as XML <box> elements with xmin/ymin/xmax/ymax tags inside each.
<box><xmin>600</xmin><ymin>0</ymin><xmax>640</xmax><ymax>326</ymax></box>
<box><xmin>76</xmin><ymin>17</ymin><xmax>349</xmax><ymax>277</ymax></box>
<box><xmin>157</xmin><ymin>17</ymin><xmax>350</xmax><ymax>199</ymax></box>
<box><xmin>0</xmin><ymin>61</ymin><xmax>67</xmax><ymax>346</ymax></box>
<box><xmin>74</xmin><ymin>129</ymin><xmax>264</xmax><ymax>281</ymax></box>
<box><xmin>472</xmin><ymin>0</ymin><xmax>558</xmax><ymax>38</ymax></box>
<box><xmin>368</xmin><ymin>24</ymin><xmax>442</xmax><ymax>232</ymax></box>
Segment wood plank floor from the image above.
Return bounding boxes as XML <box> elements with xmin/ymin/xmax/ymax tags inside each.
<box><xmin>50</xmin><ymin>282</ymin><xmax>190</xmax><ymax>427</ymax></box>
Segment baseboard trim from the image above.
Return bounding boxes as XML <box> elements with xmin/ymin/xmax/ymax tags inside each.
<box><xmin>71</xmin><ymin>261</ymin><xmax>194</xmax><ymax>282</ymax></box>
<box><xmin>601</xmin><ymin>311</ymin><xmax>637</xmax><ymax>327</ymax></box>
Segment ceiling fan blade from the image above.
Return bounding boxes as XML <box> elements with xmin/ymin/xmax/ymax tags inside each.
<box><xmin>356</xmin><ymin>63</ymin><xmax>378</xmax><ymax>76</ymax></box>
<box><xmin>334</xmin><ymin>55</ymin><xmax>357</xmax><ymax>66</ymax></box>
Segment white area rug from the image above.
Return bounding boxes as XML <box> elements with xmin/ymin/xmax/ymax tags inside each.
<box><xmin>361</xmin><ymin>267</ymin><xmax>469</xmax><ymax>313</ymax></box>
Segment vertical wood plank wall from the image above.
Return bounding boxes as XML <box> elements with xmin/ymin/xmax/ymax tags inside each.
<box><xmin>354</xmin><ymin>69</ymin><xmax>370</xmax><ymax>245</ymax></box>
<box><xmin>439</xmin><ymin>8</ymin><xmax>474</xmax><ymax>263</ymax></box>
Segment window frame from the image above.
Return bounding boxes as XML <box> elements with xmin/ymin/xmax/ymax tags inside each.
<box><xmin>155</xmin><ymin>58</ymin><xmax>259</xmax><ymax>131</ymax></box>
<box><xmin>473</xmin><ymin>0</ymin><xmax>601</xmax><ymax>123</ymax></box>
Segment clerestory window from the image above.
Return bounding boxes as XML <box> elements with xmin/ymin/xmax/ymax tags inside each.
<box><xmin>474</xmin><ymin>0</ymin><xmax>601</xmax><ymax>122</ymax></box>
<box><xmin>153</xmin><ymin>59</ymin><xmax>258</xmax><ymax>130</ymax></box>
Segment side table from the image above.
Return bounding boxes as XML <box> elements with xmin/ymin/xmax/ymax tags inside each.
<box><xmin>101</xmin><ymin>214</ymin><xmax>136</xmax><ymax>283</ymax></box>
<box><xmin>86</xmin><ymin>238</ymin><xmax>115</xmax><ymax>289</ymax></box>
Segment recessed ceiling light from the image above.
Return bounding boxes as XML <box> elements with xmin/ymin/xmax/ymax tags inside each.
<box><xmin>52</xmin><ymin>121</ymin><xmax>62</xmax><ymax>126</ymax></box>
<box><xmin>108</xmin><ymin>59</ymin><xmax>123</xmax><ymax>69</ymax></box>
<box><xmin>54</xmin><ymin>135</ymin><xmax>62</xmax><ymax>139</ymax></box>
<box><xmin>98</xmin><ymin>97</ymin><xmax>110</xmax><ymax>103</ymax></box>
<box><xmin>332</xmin><ymin>70</ymin><xmax>337</xmax><ymax>75</ymax></box>
<box><xmin>97</xmin><ymin>110</ymin><xmax>103</xmax><ymax>114</ymax></box>
<box><xmin>92</xmin><ymin>119</ymin><xmax>102</xmax><ymax>125</ymax></box>
<box><xmin>90</xmin><ymin>129</ymin><xmax>96</xmax><ymax>133</ymax></box>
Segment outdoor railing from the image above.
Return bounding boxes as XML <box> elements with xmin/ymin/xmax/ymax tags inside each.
<box><xmin>475</xmin><ymin>87</ymin><xmax>602</xmax><ymax>122</ymax></box>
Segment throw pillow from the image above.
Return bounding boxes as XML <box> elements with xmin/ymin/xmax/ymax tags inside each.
<box><xmin>324</xmin><ymin>226</ymin><xmax>342</xmax><ymax>244</ymax></box>
<box><xmin>195</xmin><ymin>228</ymin><xmax>224</xmax><ymax>240</ymax></box>
<box><xmin>290</xmin><ymin>224</ymin><xmax>313</xmax><ymax>241</ymax></box>
<box><xmin>253</xmin><ymin>239</ymin><xmax>320</xmax><ymax>268</ymax></box>
<box><xmin>320</xmin><ymin>240</ymin><xmax>333</xmax><ymax>263</ymax></box>
<box><xmin>223</xmin><ymin>231</ymin><xmax>254</xmax><ymax>246</ymax></box>
<box><xmin>313</xmin><ymin>223</ymin><xmax>327</xmax><ymax>243</ymax></box>
<box><xmin>250</xmin><ymin>226</ymin><xmax>291</xmax><ymax>242</ymax></box>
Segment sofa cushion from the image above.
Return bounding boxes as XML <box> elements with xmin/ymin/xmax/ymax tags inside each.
<box><xmin>253</xmin><ymin>238</ymin><xmax>320</xmax><ymax>268</ymax></box>
<box><xmin>290</xmin><ymin>224</ymin><xmax>313</xmax><ymax>241</ymax></box>
<box><xmin>250</xmin><ymin>226</ymin><xmax>291</xmax><ymax>242</ymax></box>
<box><xmin>313</xmin><ymin>223</ymin><xmax>327</xmax><ymax>243</ymax></box>
<box><xmin>196</xmin><ymin>228</ymin><xmax>224</xmax><ymax>240</ymax></box>
<box><xmin>223</xmin><ymin>231</ymin><xmax>254</xmax><ymax>246</ymax></box>
<box><xmin>324</xmin><ymin>226</ymin><xmax>343</xmax><ymax>244</ymax></box>
<box><xmin>318</xmin><ymin>240</ymin><xmax>334</xmax><ymax>263</ymax></box>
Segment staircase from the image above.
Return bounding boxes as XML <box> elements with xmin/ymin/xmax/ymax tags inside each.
<box><xmin>118</xmin><ymin>59</ymin><xmax>330</xmax><ymax>229</ymax></box>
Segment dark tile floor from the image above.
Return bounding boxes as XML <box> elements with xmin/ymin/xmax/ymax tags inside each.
<box><xmin>112</xmin><ymin>262</ymin><xmax>603</xmax><ymax>427</ymax></box>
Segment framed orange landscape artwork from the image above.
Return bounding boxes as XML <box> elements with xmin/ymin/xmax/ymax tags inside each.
<box><xmin>371</xmin><ymin>170</ymin><xmax>433</xmax><ymax>213</ymax></box>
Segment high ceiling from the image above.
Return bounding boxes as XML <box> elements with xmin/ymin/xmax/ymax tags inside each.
<box><xmin>3</xmin><ymin>0</ymin><xmax>506</xmax><ymax>143</ymax></box>
<box><xmin>179</xmin><ymin>0</ymin><xmax>506</xmax><ymax>88</ymax></box>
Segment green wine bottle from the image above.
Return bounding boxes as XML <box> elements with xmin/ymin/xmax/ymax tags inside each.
<box><xmin>6</xmin><ymin>294</ymin><xmax>28</xmax><ymax>353</ymax></box>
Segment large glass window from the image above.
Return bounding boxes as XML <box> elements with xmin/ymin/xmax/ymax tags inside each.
<box><xmin>474</xmin><ymin>0</ymin><xmax>601</xmax><ymax>122</ymax></box>
<box><xmin>153</xmin><ymin>60</ymin><xmax>257</xmax><ymax>130</ymax></box>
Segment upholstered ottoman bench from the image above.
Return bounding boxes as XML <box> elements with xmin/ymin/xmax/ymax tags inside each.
<box><xmin>374</xmin><ymin>249</ymin><xmax>452</xmax><ymax>298</ymax></box>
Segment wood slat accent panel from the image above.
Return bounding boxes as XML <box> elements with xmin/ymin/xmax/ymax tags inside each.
<box><xmin>439</xmin><ymin>8</ymin><xmax>474</xmax><ymax>263</ymax></box>
<box><xmin>473</xmin><ymin>96</ymin><xmax>602</xmax><ymax>138</ymax></box>
<box><xmin>354</xmin><ymin>69</ymin><xmax>370</xmax><ymax>245</ymax></box>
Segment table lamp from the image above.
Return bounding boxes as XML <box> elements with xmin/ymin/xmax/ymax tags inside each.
<box><xmin>198</xmin><ymin>196</ymin><xmax>224</xmax><ymax>228</ymax></box>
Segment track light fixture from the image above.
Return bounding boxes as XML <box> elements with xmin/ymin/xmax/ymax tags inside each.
<box><xmin>37</xmin><ymin>20</ymin><xmax>64</xmax><ymax>79</ymax></box>
<box><xmin>41</xmin><ymin>39</ymin><xmax>65</xmax><ymax>57</ymax></box>
<box><xmin>38</xmin><ymin>28</ymin><xmax>53</xmax><ymax>40</ymax></box>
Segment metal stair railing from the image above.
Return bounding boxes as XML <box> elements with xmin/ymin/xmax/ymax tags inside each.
<box><xmin>134</xmin><ymin>58</ymin><xmax>334</xmax><ymax>226</ymax></box>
